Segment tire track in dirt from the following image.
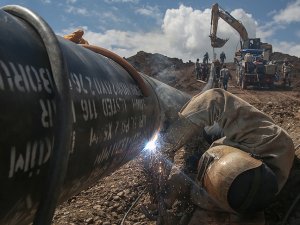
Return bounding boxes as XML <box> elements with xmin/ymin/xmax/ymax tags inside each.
<box><xmin>274</xmin><ymin>92</ymin><xmax>300</xmax><ymax>103</ymax></box>
<box><xmin>229</xmin><ymin>84</ymin><xmax>300</xmax><ymax>105</ymax></box>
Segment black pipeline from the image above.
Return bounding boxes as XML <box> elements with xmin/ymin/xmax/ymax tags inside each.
<box><xmin>0</xmin><ymin>5</ymin><xmax>198</xmax><ymax>225</ymax></box>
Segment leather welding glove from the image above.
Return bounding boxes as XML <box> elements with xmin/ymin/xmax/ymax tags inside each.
<box><xmin>159</xmin><ymin>115</ymin><xmax>203</xmax><ymax>159</ymax></box>
<box><xmin>164</xmin><ymin>169</ymin><xmax>192</xmax><ymax>209</ymax></box>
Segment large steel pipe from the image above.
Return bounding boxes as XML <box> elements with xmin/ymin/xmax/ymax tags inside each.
<box><xmin>0</xmin><ymin>5</ymin><xmax>195</xmax><ymax>225</ymax></box>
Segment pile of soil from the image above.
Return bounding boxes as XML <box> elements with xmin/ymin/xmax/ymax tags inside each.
<box><xmin>53</xmin><ymin>51</ymin><xmax>300</xmax><ymax>225</ymax></box>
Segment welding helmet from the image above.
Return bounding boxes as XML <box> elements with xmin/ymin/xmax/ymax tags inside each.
<box><xmin>197</xmin><ymin>145</ymin><xmax>278</xmax><ymax>214</ymax></box>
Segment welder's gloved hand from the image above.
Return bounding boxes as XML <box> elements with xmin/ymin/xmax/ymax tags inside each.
<box><xmin>164</xmin><ymin>169</ymin><xmax>192</xmax><ymax>209</ymax></box>
<box><xmin>159</xmin><ymin>116</ymin><xmax>203</xmax><ymax>158</ymax></box>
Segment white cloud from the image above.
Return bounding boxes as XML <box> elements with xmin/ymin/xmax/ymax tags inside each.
<box><xmin>66</xmin><ymin>6</ymin><xmax>88</xmax><ymax>16</ymax></box>
<box><xmin>230</xmin><ymin>9</ymin><xmax>257</xmax><ymax>38</ymax></box>
<box><xmin>61</xmin><ymin>4</ymin><xmax>299</xmax><ymax>62</ymax></box>
<box><xmin>274</xmin><ymin>0</ymin><xmax>300</xmax><ymax>23</ymax></box>
<box><xmin>135</xmin><ymin>5</ymin><xmax>162</xmax><ymax>24</ymax></box>
<box><xmin>84</xmin><ymin>29</ymin><xmax>171</xmax><ymax>58</ymax></box>
<box><xmin>41</xmin><ymin>0</ymin><xmax>51</xmax><ymax>4</ymax></box>
<box><xmin>257</xmin><ymin>1</ymin><xmax>300</xmax><ymax>43</ymax></box>
<box><xmin>66</xmin><ymin>0</ymin><xmax>77</xmax><ymax>4</ymax></box>
<box><xmin>257</xmin><ymin>22</ymin><xmax>278</xmax><ymax>40</ymax></box>
<box><xmin>160</xmin><ymin>5</ymin><xmax>258</xmax><ymax>61</ymax></box>
<box><xmin>104</xmin><ymin>0</ymin><xmax>139</xmax><ymax>3</ymax></box>
<box><xmin>272</xmin><ymin>41</ymin><xmax>300</xmax><ymax>57</ymax></box>
<box><xmin>267</xmin><ymin>9</ymin><xmax>277</xmax><ymax>17</ymax></box>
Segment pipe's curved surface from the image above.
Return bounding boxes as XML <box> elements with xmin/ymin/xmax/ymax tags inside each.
<box><xmin>2</xmin><ymin>5</ymin><xmax>73</xmax><ymax>225</ymax></box>
<box><xmin>0</xmin><ymin>7</ymin><xmax>160</xmax><ymax>225</ymax></box>
<box><xmin>80</xmin><ymin>44</ymin><xmax>150</xmax><ymax>97</ymax></box>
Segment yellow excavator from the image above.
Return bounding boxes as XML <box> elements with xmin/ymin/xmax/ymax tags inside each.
<box><xmin>210</xmin><ymin>3</ymin><xmax>276</xmax><ymax>89</ymax></box>
<box><xmin>210</xmin><ymin>3</ymin><xmax>246</xmax><ymax>48</ymax></box>
<box><xmin>210</xmin><ymin>3</ymin><xmax>273</xmax><ymax>57</ymax></box>
<box><xmin>210</xmin><ymin>3</ymin><xmax>271</xmax><ymax>51</ymax></box>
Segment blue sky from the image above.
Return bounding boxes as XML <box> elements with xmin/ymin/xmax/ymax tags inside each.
<box><xmin>1</xmin><ymin>0</ymin><xmax>300</xmax><ymax>61</ymax></box>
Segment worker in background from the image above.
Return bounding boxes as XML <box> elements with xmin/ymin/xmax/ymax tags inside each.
<box><xmin>202</xmin><ymin>63</ymin><xmax>210</xmax><ymax>81</ymax></box>
<box><xmin>219</xmin><ymin>64</ymin><xmax>232</xmax><ymax>91</ymax></box>
<box><xmin>161</xmin><ymin>88</ymin><xmax>294</xmax><ymax>224</ymax></box>
<box><xmin>281</xmin><ymin>58</ymin><xmax>294</xmax><ymax>87</ymax></box>
<box><xmin>195</xmin><ymin>58</ymin><xmax>201</xmax><ymax>80</ymax></box>
<box><xmin>244</xmin><ymin>52</ymin><xmax>255</xmax><ymax>73</ymax></box>
<box><xmin>254</xmin><ymin>57</ymin><xmax>265</xmax><ymax>88</ymax></box>
<box><xmin>220</xmin><ymin>51</ymin><xmax>226</xmax><ymax>64</ymax></box>
<box><xmin>63</xmin><ymin>29</ymin><xmax>89</xmax><ymax>45</ymax></box>
<box><xmin>203</xmin><ymin>52</ymin><xmax>210</xmax><ymax>64</ymax></box>
<box><xmin>213</xmin><ymin>59</ymin><xmax>221</xmax><ymax>87</ymax></box>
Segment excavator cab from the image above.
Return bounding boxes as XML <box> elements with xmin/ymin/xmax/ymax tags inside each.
<box><xmin>243</xmin><ymin>38</ymin><xmax>261</xmax><ymax>49</ymax></box>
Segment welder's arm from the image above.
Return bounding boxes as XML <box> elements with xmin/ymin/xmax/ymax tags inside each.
<box><xmin>160</xmin><ymin>88</ymin><xmax>250</xmax><ymax>157</ymax></box>
<box><xmin>159</xmin><ymin>89</ymin><xmax>230</xmax><ymax>158</ymax></box>
<box><xmin>179</xmin><ymin>88</ymin><xmax>293</xmax><ymax>151</ymax></box>
<box><xmin>178</xmin><ymin>88</ymin><xmax>258</xmax><ymax>135</ymax></box>
<box><xmin>159</xmin><ymin>116</ymin><xmax>201</xmax><ymax>158</ymax></box>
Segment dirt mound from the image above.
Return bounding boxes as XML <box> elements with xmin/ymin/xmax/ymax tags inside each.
<box><xmin>126</xmin><ymin>51</ymin><xmax>207</xmax><ymax>95</ymax></box>
<box><xmin>271</xmin><ymin>52</ymin><xmax>300</xmax><ymax>70</ymax></box>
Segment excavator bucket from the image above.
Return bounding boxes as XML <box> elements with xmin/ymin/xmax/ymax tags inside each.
<box><xmin>210</xmin><ymin>36</ymin><xmax>229</xmax><ymax>48</ymax></box>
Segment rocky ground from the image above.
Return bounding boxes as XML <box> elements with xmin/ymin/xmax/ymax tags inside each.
<box><xmin>53</xmin><ymin>51</ymin><xmax>300</xmax><ymax>225</ymax></box>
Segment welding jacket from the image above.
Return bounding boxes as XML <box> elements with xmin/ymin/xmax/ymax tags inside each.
<box><xmin>178</xmin><ymin>88</ymin><xmax>294</xmax><ymax>191</ymax></box>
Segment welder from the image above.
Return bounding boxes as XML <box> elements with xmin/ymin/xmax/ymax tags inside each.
<box><xmin>161</xmin><ymin>88</ymin><xmax>294</xmax><ymax>224</ymax></box>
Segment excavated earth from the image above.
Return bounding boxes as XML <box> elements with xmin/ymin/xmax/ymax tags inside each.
<box><xmin>53</xmin><ymin>51</ymin><xmax>300</xmax><ymax>225</ymax></box>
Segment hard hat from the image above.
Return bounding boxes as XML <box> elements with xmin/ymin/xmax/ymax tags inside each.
<box><xmin>197</xmin><ymin>145</ymin><xmax>278</xmax><ymax>214</ymax></box>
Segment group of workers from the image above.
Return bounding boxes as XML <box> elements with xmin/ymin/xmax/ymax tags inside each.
<box><xmin>195</xmin><ymin>52</ymin><xmax>212</xmax><ymax>81</ymax></box>
<box><xmin>213</xmin><ymin>58</ymin><xmax>232</xmax><ymax>91</ymax></box>
<box><xmin>242</xmin><ymin>52</ymin><xmax>294</xmax><ymax>88</ymax></box>
<box><xmin>195</xmin><ymin>58</ymin><xmax>209</xmax><ymax>81</ymax></box>
<box><xmin>63</xmin><ymin>30</ymin><xmax>295</xmax><ymax>225</ymax></box>
<box><xmin>198</xmin><ymin>51</ymin><xmax>226</xmax><ymax>65</ymax></box>
<box><xmin>196</xmin><ymin>51</ymin><xmax>231</xmax><ymax>91</ymax></box>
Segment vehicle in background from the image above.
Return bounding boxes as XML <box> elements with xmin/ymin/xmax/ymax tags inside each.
<box><xmin>236</xmin><ymin>49</ymin><xmax>277</xmax><ymax>89</ymax></box>
<box><xmin>210</xmin><ymin>3</ymin><xmax>277</xmax><ymax>89</ymax></box>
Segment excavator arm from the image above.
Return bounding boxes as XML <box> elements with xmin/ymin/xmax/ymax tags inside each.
<box><xmin>210</xmin><ymin>3</ymin><xmax>248</xmax><ymax>48</ymax></box>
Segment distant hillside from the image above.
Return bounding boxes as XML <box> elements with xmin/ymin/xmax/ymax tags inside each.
<box><xmin>271</xmin><ymin>52</ymin><xmax>300</xmax><ymax>73</ymax></box>
<box><xmin>125</xmin><ymin>51</ymin><xmax>300</xmax><ymax>93</ymax></box>
<box><xmin>126</xmin><ymin>51</ymin><xmax>204</xmax><ymax>94</ymax></box>
<box><xmin>126</xmin><ymin>51</ymin><xmax>192</xmax><ymax>76</ymax></box>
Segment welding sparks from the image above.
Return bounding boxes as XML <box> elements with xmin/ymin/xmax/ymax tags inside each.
<box><xmin>143</xmin><ymin>133</ymin><xmax>159</xmax><ymax>154</ymax></box>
